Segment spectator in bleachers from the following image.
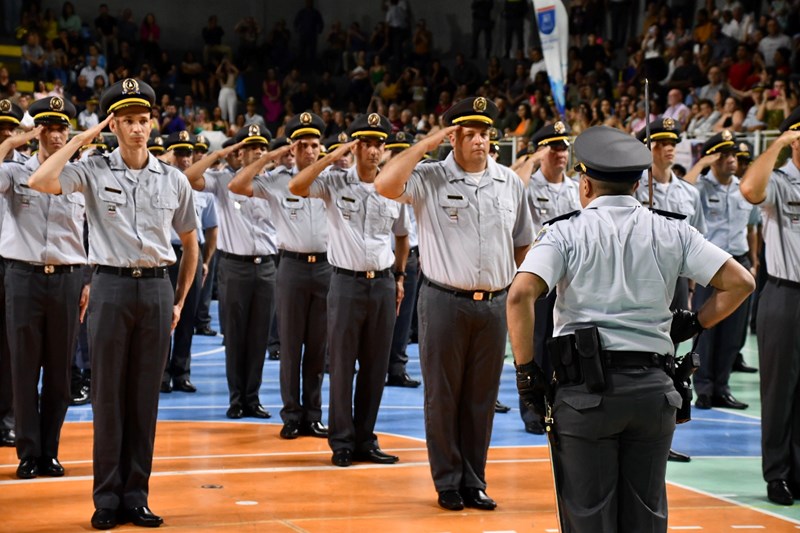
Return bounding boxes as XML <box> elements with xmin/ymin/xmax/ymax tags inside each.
<box><xmin>117</xmin><ymin>8</ymin><xmax>137</xmax><ymax>48</ymax></box>
<box><xmin>79</xmin><ymin>54</ymin><xmax>107</xmax><ymax>87</ymax></box>
<box><xmin>295</xmin><ymin>0</ymin><xmax>324</xmax><ymax>65</ymax></box>
<box><xmin>757</xmin><ymin>77</ymin><xmax>795</xmax><ymax>129</ymax></box>
<box><xmin>0</xmin><ymin>68</ymin><xmax>12</xmax><ymax>97</ymax></box>
<box><xmin>694</xmin><ymin>9</ymin><xmax>714</xmax><ymax>44</ymax></box>
<box><xmin>503</xmin><ymin>0</ymin><xmax>528</xmax><ymax>58</ymax></box>
<box><xmin>385</xmin><ymin>0</ymin><xmax>412</xmax><ymax>64</ymax></box>
<box><xmin>662</xmin><ymin>88</ymin><xmax>691</xmax><ymax>129</ymax></box>
<box><xmin>234</xmin><ymin>16</ymin><xmax>260</xmax><ymax>68</ymax></box>
<box><xmin>58</xmin><ymin>2</ymin><xmax>81</xmax><ymax>45</ymax></box>
<box><xmin>94</xmin><ymin>4</ymin><xmax>118</xmax><ymax>58</ymax></box>
<box><xmin>77</xmin><ymin>97</ymin><xmax>99</xmax><ymax>130</ymax></box>
<box><xmin>713</xmin><ymin>95</ymin><xmax>746</xmax><ymax>132</ymax></box>
<box><xmin>21</xmin><ymin>32</ymin><xmax>46</xmax><ymax>80</ymax></box>
<box><xmin>140</xmin><ymin>12</ymin><xmax>161</xmax><ymax>64</ymax></box>
<box><xmin>665</xmin><ymin>15</ymin><xmax>692</xmax><ymax>49</ymax></box>
<box><xmin>201</xmin><ymin>15</ymin><xmax>230</xmax><ymax>65</ymax></box>
<box><xmin>161</xmin><ymin>103</ymin><xmax>187</xmax><ymax>134</ymax></box>
<box><xmin>42</xmin><ymin>9</ymin><xmax>59</xmax><ymax>42</ymax></box>
<box><xmin>411</xmin><ymin>19</ymin><xmax>432</xmax><ymax>70</ymax></box>
<box><xmin>698</xmin><ymin>66</ymin><xmax>726</xmax><ymax>103</ymax></box>
<box><xmin>68</xmin><ymin>74</ymin><xmax>92</xmax><ymax>111</ymax></box>
<box><xmin>759</xmin><ymin>18</ymin><xmax>792</xmax><ymax>68</ymax></box>
<box><xmin>709</xmin><ymin>20</ymin><xmax>738</xmax><ymax>62</ymax></box>
<box><xmin>216</xmin><ymin>58</ymin><xmax>239</xmax><ymax>124</ymax></box>
<box><xmin>687</xmin><ymin>99</ymin><xmax>720</xmax><ymax>137</ymax></box>
<box><xmin>243</xmin><ymin>97</ymin><xmax>267</xmax><ymax>130</ymax></box>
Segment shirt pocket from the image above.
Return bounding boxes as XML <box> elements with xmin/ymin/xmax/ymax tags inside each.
<box><xmin>151</xmin><ymin>191</ymin><xmax>179</xmax><ymax>227</ymax></box>
<box><xmin>495</xmin><ymin>197</ymin><xmax>515</xmax><ymax>229</ymax></box>
<box><xmin>98</xmin><ymin>186</ymin><xmax>128</xmax><ymax>219</ymax></box>
<box><xmin>782</xmin><ymin>200</ymin><xmax>800</xmax><ymax>231</ymax></box>
<box><xmin>335</xmin><ymin>195</ymin><xmax>362</xmax><ymax>223</ymax></box>
<box><xmin>65</xmin><ymin>192</ymin><xmax>86</xmax><ymax>220</ymax></box>
<box><xmin>12</xmin><ymin>182</ymin><xmax>41</xmax><ymax>210</ymax></box>
<box><xmin>281</xmin><ymin>196</ymin><xmax>306</xmax><ymax>221</ymax></box>
<box><xmin>379</xmin><ymin>201</ymin><xmax>400</xmax><ymax>232</ymax></box>
<box><xmin>438</xmin><ymin>193</ymin><xmax>470</xmax><ymax>225</ymax></box>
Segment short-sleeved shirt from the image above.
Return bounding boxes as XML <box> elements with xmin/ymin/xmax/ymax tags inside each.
<box><xmin>308</xmin><ymin>165</ymin><xmax>409</xmax><ymax>271</ymax></box>
<box><xmin>519</xmin><ymin>195</ymin><xmax>730</xmax><ymax>355</ymax></box>
<box><xmin>253</xmin><ymin>166</ymin><xmax>327</xmax><ymax>253</ymax></box>
<box><xmin>0</xmin><ymin>155</ymin><xmax>87</xmax><ymax>265</ymax></box>
<box><xmin>59</xmin><ymin>149</ymin><xmax>196</xmax><ymax>267</ymax></box>
<box><xmin>203</xmin><ymin>166</ymin><xmax>277</xmax><ymax>256</ymax></box>
<box><xmin>757</xmin><ymin>160</ymin><xmax>800</xmax><ymax>283</ymax></box>
<box><xmin>0</xmin><ymin>150</ymin><xmax>28</xmax><ymax>239</ymax></box>
<box><xmin>526</xmin><ymin>169</ymin><xmax>580</xmax><ymax>233</ymax></box>
<box><xmin>695</xmin><ymin>171</ymin><xmax>757</xmax><ymax>256</ymax></box>
<box><xmin>399</xmin><ymin>152</ymin><xmax>533</xmax><ymax>291</ymax></box>
<box><xmin>635</xmin><ymin>171</ymin><xmax>707</xmax><ymax>233</ymax></box>
<box><xmin>171</xmin><ymin>190</ymin><xmax>217</xmax><ymax>246</ymax></box>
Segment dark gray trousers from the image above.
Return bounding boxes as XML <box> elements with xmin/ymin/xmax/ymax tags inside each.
<box><xmin>277</xmin><ymin>255</ymin><xmax>331</xmax><ymax>423</ymax></box>
<box><xmin>552</xmin><ymin>370</ymin><xmax>679</xmax><ymax>533</ymax></box>
<box><xmin>758</xmin><ymin>279</ymin><xmax>800</xmax><ymax>484</ymax></box>
<box><xmin>520</xmin><ymin>290</ymin><xmax>557</xmax><ymax>424</ymax></box>
<box><xmin>165</xmin><ymin>244</ymin><xmax>203</xmax><ymax>383</ymax></box>
<box><xmin>194</xmin><ymin>251</ymin><xmax>217</xmax><ymax>330</ymax></box>
<box><xmin>417</xmin><ymin>283</ymin><xmax>506</xmax><ymax>492</ymax></box>
<box><xmin>388</xmin><ymin>250</ymin><xmax>419</xmax><ymax>377</ymax></box>
<box><xmin>5</xmin><ymin>265</ymin><xmax>82</xmax><ymax>459</ymax></box>
<box><xmin>217</xmin><ymin>256</ymin><xmax>276</xmax><ymax>407</ymax></box>
<box><xmin>89</xmin><ymin>272</ymin><xmax>173</xmax><ymax>509</ymax></box>
<box><xmin>327</xmin><ymin>272</ymin><xmax>395</xmax><ymax>453</ymax></box>
<box><xmin>0</xmin><ymin>261</ymin><xmax>12</xmax><ymax>433</ymax></box>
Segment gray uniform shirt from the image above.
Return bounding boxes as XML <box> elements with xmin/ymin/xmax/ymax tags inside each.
<box><xmin>203</xmin><ymin>167</ymin><xmax>277</xmax><ymax>256</ymax></box>
<box><xmin>59</xmin><ymin>149</ymin><xmax>196</xmax><ymax>267</ymax></box>
<box><xmin>695</xmin><ymin>171</ymin><xmax>757</xmax><ymax>256</ymax></box>
<box><xmin>635</xmin><ymin>171</ymin><xmax>707</xmax><ymax>233</ymax></box>
<box><xmin>171</xmin><ymin>190</ymin><xmax>217</xmax><ymax>246</ymax></box>
<box><xmin>0</xmin><ymin>150</ymin><xmax>28</xmax><ymax>238</ymax></box>
<box><xmin>519</xmin><ymin>195</ymin><xmax>730</xmax><ymax>356</ymax></box>
<box><xmin>758</xmin><ymin>159</ymin><xmax>800</xmax><ymax>283</ymax></box>
<box><xmin>309</xmin><ymin>165</ymin><xmax>409</xmax><ymax>271</ymax></box>
<box><xmin>0</xmin><ymin>156</ymin><xmax>87</xmax><ymax>265</ymax></box>
<box><xmin>526</xmin><ymin>169</ymin><xmax>581</xmax><ymax>232</ymax></box>
<box><xmin>253</xmin><ymin>166</ymin><xmax>328</xmax><ymax>253</ymax></box>
<box><xmin>399</xmin><ymin>152</ymin><xmax>533</xmax><ymax>291</ymax></box>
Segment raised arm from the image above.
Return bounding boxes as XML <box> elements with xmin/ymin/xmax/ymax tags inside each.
<box><xmin>0</xmin><ymin>126</ymin><xmax>41</xmax><ymax>162</ymax></box>
<box><xmin>507</xmin><ymin>271</ymin><xmax>549</xmax><ymax>366</ymax></box>
<box><xmin>740</xmin><ymin>130</ymin><xmax>800</xmax><ymax>204</ymax></box>
<box><xmin>682</xmin><ymin>152</ymin><xmax>720</xmax><ymax>185</ymax></box>
<box><xmin>183</xmin><ymin>140</ymin><xmax>244</xmax><ymax>191</ymax></box>
<box><xmin>696</xmin><ymin>257</ymin><xmax>755</xmax><ymax>329</ymax></box>
<box><xmin>228</xmin><ymin>144</ymin><xmax>292</xmax><ymax>196</ymax></box>
<box><xmin>288</xmin><ymin>140</ymin><xmax>356</xmax><ymax>197</ymax></box>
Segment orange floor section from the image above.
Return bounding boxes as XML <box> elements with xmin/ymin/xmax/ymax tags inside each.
<box><xmin>0</xmin><ymin>421</ymin><xmax>796</xmax><ymax>532</ymax></box>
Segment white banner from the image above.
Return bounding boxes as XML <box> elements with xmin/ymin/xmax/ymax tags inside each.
<box><xmin>531</xmin><ymin>0</ymin><xmax>568</xmax><ymax>119</ymax></box>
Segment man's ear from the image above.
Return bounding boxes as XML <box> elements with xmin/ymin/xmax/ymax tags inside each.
<box><xmin>631</xmin><ymin>179</ymin><xmax>640</xmax><ymax>193</ymax></box>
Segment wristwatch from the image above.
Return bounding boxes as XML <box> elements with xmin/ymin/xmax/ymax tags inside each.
<box><xmin>394</xmin><ymin>270</ymin><xmax>406</xmax><ymax>280</ymax></box>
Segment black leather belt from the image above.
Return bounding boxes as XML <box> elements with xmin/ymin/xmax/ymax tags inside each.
<box><xmin>733</xmin><ymin>253</ymin><xmax>749</xmax><ymax>263</ymax></box>
<box><xmin>768</xmin><ymin>275</ymin><xmax>800</xmax><ymax>290</ymax></box>
<box><xmin>219</xmin><ymin>251</ymin><xmax>275</xmax><ymax>264</ymax></box>
<box><xmin>7</xmin><ymin>260</ymin><xmax>81</xmax><ymax>275</ymax></box>
<box><xmin>601</xmin><ymin>351</ymin><xmax>667</xmax><ymax>369</ymax></box>
<box><xmin>280</xmin><ymin>250</ymin><xmax>327</xmax><ymax>263</ymax></box>
<box><xmin>95</xmin><ymin>265</ymin><xmax>168</xmax><ymax>278</ymax></box>
<box><xmin>409</xmin><ymin>246</ymin><xmax>419</xmax><ymax>256</ymax></box>
<box><xmin>424</xmin><ymin>279</ymin><xmax>507</xmax><ymax>301</ymax></box>
<box><xmin>332</xmin><ymin>266</ymin><xmax>391</xmax><ymax>279</ymax></box>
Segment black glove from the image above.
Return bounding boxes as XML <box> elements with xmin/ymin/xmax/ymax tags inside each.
<box><xmin>515</xmin><ymin>360</ymin><xmax>550</xmax><ymax>417</ymax></box>
<box><xmin>670</xmin><ymin>309</ymin><xmax>704</xmax><ymax>344</ymax></box>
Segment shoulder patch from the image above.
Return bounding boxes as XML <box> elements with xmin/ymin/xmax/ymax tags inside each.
<box><xmin>543</xmin><ymin>210</ymin><xmax>580</xmax><ymax>226</ymax></box>
<box><xmin>650</xmin><ymin>207</ymin><xmax>687</xmax><ymax>220</ymax></box>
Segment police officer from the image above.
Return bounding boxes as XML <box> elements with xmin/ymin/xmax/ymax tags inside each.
<box><xmin>289</xmin><ymin>112</ymin><xmax>410</xmax><ymax>467</ymax></box>
<box><xmin>228</xmin><ymin>112</ymin><xmax>330</xmax><ymax>439</ymax></box>
<box><xmin>691</xmin><ymin>130</ymin><xmax>758</xmax><ymax>410</ymax></box>
<box><xmin>183</xmin><ymin>124</ymin><xmax>277</xmax><ymax>420</ymax></box>
<box><xmin>28</xmin><ymin>78</ymin><xmax>198</xmax><ymax>530</ymax></box>
<box><xmin>740</xmin><ymin>106</ymin><xmax>800</xmax><ymax>505</ymax></box>
<box><xmin>147</xmin><ymin>134</ymin><xmax>165</xmax><ymax>156</ymax></box>
<box><xmin>192</xmin><ymin>134</ymin><xmax>220</xmax><ymax>338</ymax></box>
<box><xmin>376</xmin><ymin>97</ymin><xmax>533</xmax><ymax>511</ymax></box>
<box><xmin>161</xmin><ymin>130</ymin><xmax>218</xmax><ymax>393</ymax></box>
<box><xmin>507</xmin><ymin>126</ymin><xmax>754</xmax><ymax>532</ymax></box>
<box><xmin>323</xmin><ymin>132</ymin><xmax>353</xmax><ymax>169</ymax></box>
<box><xmin>0</xmin><ymin>96</ymin><xmax>87</xmax><ymax>480</ymax></box>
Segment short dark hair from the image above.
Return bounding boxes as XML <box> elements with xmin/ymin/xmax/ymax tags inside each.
<box><xmin>586</xmin><ymin>175</ymin><xmax>637</xmax><ymax>196</ymax></box>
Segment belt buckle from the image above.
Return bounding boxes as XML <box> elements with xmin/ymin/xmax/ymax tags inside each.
<box><xmin>308</xmin><ymin>255</ymin><xmax>317</xmax><ymax>264</ymax></box>
<box><xmin>254</xmin><ymin>257</ymin><xmax>262</xmax><ymax>264</ymax></box>
<box><xmin>132</xmin><ymin>267</ymin><xmax>142</xmax><ymax>278</ymax></box>
<box><xmin>473</xmin><ymin>291</ymin><xmax>485</xmax><ymax>301</ymax></box>
<box><xmin>366</xmin><ymin>271</ymin><xmax>375</xmax><ymax>279</ymax></box>
<box><xmin>44</xmin><ymin>265</ymin><xmax>55</xmax><ymax>274</ymax></box>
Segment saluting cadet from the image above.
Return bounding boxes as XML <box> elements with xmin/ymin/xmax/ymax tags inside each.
<box><xmin>161</xmin><ymin>131</ymin><xmax>218</xmax><ymax>394</ymax></box>
<box><xmin>323</xmin><ymin>132</ymin><xmax>353</xmax><ymax>169</ymax></box>
<box><xmin>147</xmin><ymin>134</ymin><xmax>165</xmax><ymax>156</ymax></box>
<box><xmin>28</xmin><ymin>78</ymin><xmax>198</xmax><ymax>530</ymax></box>
<box><xmin>192</xmin><ymin>134</ymin><xmax>220</xmax><ymax>338</ymax></box>
<box><xmin>507</xmin><ymin>126</ymin><xmax>754</xmax><ymax>532</ymax></box>
<box><xmin>289</xmin><ymin>112</ymin><xmax>410</xmax><ymax>468</ymax></box>
<box><xmin>691</xmin><ymin>131</ymin><xmax>758</xmax><ymax>411</ymax></box>
<box><xmin>376</xmin><ymin>97</ymin><xmax>533</xmax><ymax>511</ymax></box>
<box><xmin>0</xmin><ymin>96</ymin><xmax>87</xmax><ymax>480</ymax></box>
<box><xmin>740</xmin><ymin>106</ymin><xmax>800</xmax><ymax>506</ymax></box>
<box><xmin>0</xmin><ymin>99</ymin><xmax>26</xmax><ymax>448</ymax></box>
<box><xmin>228</xmin><ymin>112</ymin><xmax>331</xmax><ymax>440</ymax></box>
<box><xmin>183</xmin><ymin>125</ymin><xmax>277</xmax><ymax>420</ymax></box>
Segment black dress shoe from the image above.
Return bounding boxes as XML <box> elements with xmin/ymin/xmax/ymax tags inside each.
<box><xmin>300</xmin><ymin>421</ymin><xmax>328</xmax><ymax>438</ymax></box>
<box><xmin>172</xmin><ymin>379</ymin><xmax>197</xmax><ymax>393</ymax></box>
<box><xmin>268</xmin><ymin>350</ymin><xmax>280</xmax><ymax>361</ymax></box>
<box><xmin>495</xmin><ymin>400</ymin><xmax>511</xmax><ymax>413</ymax></box>
<box><xmin>732</xmin><ymin>353</ymin><xmax>758</xmax><ymax>373</ymax></box>
<box><xmin>280</xmin><ymin>421</ymin><xmax>301</xmax><ymax>439</ymax></box>
<box><xmin>768</xmin><ymin>480</ymin><xmax>794</xmax><ymax>505</ymax></box>
<box><xmin>120</xmin><ymin>506</ymin><xmax>163</xmax><ymax>527</ymax></box>
<box><xmin>16</xmin><ymin>457</ymin><xmax>38</xmax><ymax>479</ymax></box>
<box><xmin>91</xmin><ymin>508</ymin><xmax>118</xmax><ymax>530</ymax></box>
<box><xmin>245</xmin><ymin>404</ymin><xmax>271</xmax><ymax>419</ymax></box>
<box><xmin>386</xmin><ymin>372</ymin><xmax>421</xmax><ymax>388</ymax></box>
<box><xmin>0</xmin><ymin>428</ymin><xmax>14</xmax><ymax>447</ymax></box>
<box><xmin>71</xmin><ymin>383</ymin><xmax>91</xmax><ymax>405</ymax></box>
<box><xmin>695</xmin><ymin>394</ymin><xmax>712</xmax><ymax>409</ymax></box>
<box><xmin>461</xmin><ymin>488</ymin><xmax>497</xmax><ymax>510</ymax></box>
<box><xmin>226</xmin><ymin>404</ymin><xmax>244</xmax><ymax>419</ymax></box>
<box><xmin>668</xmin><ymin>449</ymin><xmax>691</xmax><ymax>463</ymax></box>
<box><xmin>437</xmin><ymin>490</ymin><xmax>464</xmax><ymax>511</ymax></box>
<box><xmin>160</xmin><ymin>381</ymin><xmax>172</xmax><ymax>393</ymax></box>
<box><xmin>712</xmin><ymin>394</ymin><xmax>749</xmax><ymax>409</ymax></box>
<box><xmin>525</xmin><ymin>420</ymin><xmax>545</xmax><ymax>435</ymax></box>
<box><xmin>195</xmin><ymin>325</ymin><xmax>217</xmax><ymax>336</ymax></box>
<box><xmin>38</xmin><ymin>456</ymin><xmax>65</xmax><ymax>476</ymax></box>
<box><xmin>331</xmin><ymin>449</ymin><xmax>352</xmax><ymax>467</ymax></box>
<box><xmin>353</xmin><ymin>448</ymin><xmax>399</xmax><ymax>464</ymax></box>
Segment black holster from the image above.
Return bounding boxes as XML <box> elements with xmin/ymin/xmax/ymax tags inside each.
<box><xmin>547</xmin><ymin>326</ymin><xmax>606</xmax><ymax>392</ymax></box>
<box><xmin>672</xmin><ymin>351</ymin><xmax>700</xmax><ymax>424</ymax></box>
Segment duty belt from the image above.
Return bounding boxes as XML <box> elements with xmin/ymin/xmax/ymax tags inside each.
<box><xmin>332</xmin><ymin>267</ymin><xmax>391</xmax><ymax>279</ymax></box>
<box><xmin>280</xmin><ymin>250</ymin><xmax>327</xmax><ymax>264</ymax></box>
<box><xmin>95</xmin><ymin>265</ymin><xmax>168</xmax><ymax>278</ymax></box>
<box><xmin>219</xmin><ymin>251</ymin><xmax>275</xmax><ymax>264</ymax></box>
<box><xmin>601</xmin><ymin>351</ymin><xmax>670</xmax><ymax>370</ymax></box>
<box><xmin>424</xmin><ymin>279</ymin><xmax>507</xmax><ymax>301</ymax></box>
<box><xmin>7</xmin><ymin>260</ymin><xmax>80</xmax><ymax>275</ymax></box>
<box><xmin>767</xmin><ymin>275</ymin><xmax>800</xmax><ymax>290</ymax></box>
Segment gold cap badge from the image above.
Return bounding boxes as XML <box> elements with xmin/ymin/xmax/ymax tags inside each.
<box><xmin>367</xmin><ymin>113</ymin><xmax>380</xmax><ymax>127</ymax></box>
<box><xmin>473</xmin><ymin>97</ymin><xmax>487</xmax><ymax>112</ymax></box>
<box><xmin>122</xmin><ymin>78</ymin><xmax>139</xmax><ymax>95</ymax></box>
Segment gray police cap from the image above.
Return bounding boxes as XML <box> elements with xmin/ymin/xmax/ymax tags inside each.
<box><xmin>573</xmin><ymin>126</ymin><xmax>652</xmax><ymax>182</ymax></box>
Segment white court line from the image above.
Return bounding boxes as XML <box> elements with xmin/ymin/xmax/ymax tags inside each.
<box><xmin>691</xmin><ymin>417</ymin><xmax>761</xmax><ymax>426</ymax></box>
<box><xmin>192</xmin><ymin>346</ymin><xmax>224</xmax><ymax>357</ymax></box>
<box><xmin>731</xmin><ymin>526</ymin><xmax>766</xmax><ymax>529</ymax></box>
<box><xmin>669</xmin><ymin>527</ymin><xmax>703</xmax><ymax>530</ymax></box>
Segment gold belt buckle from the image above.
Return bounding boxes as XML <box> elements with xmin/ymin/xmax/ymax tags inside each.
<box><xmin>44</xmin><ymin>265</ymin><xmax>55</xmax><ymax>274</ymax></box>
<box><xmin>366</xmin><ymin>271</ymin><xmax>375</xmax><ymax>279</ymax></box>
<box><xmin>473</xmin><ymin>291</ymin><xmax>485</xmax><ymax>301</ymax></box>
<box><xmin>308</xmin><ymin>255</ymin><xmax>317</xmax><ymax>263</ymax></box>
<box><xmin>131</xmin><ymin>267</ymin><xmax>142</xmax><ymax>278</ymax></box>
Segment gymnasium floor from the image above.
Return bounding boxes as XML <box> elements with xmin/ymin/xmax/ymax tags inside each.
<box><xmin>1</xmin><ymin>302</ymin><xmax>798</xmax><ymax>532</ymax></box>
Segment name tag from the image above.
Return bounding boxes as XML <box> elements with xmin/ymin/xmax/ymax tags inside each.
<box><xmin>536</xmin><ymin>197</ymin><xmax>549</xmax><ymax>202</ymax></box>
<box><xmin>708</xmin><ymin>198</ymin><xmax>720</xmax><ymax>203</ymax></box>
<box><xmin>104</xmin><ymin>186</ymin><xmax>123</xmax><ymax>194</ymax></box>
<box><xmin>447</xmin><ymin>194</ymin><xmax>464</xmax><ymax>200</ymax></box>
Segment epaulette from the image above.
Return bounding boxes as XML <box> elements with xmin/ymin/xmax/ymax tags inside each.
<box><xmin>650</xmin><ymin>207</ymin><xmax>686</xmax><ymax>220</ymax></box>
<box><xmin>0</xmin><ymin>159</ymin><xmax>24</xmax><ymax>166</ymax></box>
<box><xmin>543</xmin><ymin>210</ymin><xmax>580</xmax><ymax>226</ymax></box>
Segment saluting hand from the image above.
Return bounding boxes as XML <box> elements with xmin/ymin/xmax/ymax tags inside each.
<box><xmin>72</xmin><ymin>114</ymin><xmax>114</xmax><ymax>148</ymax></box>
<box><xmin>1</xmin><ymin>126</ymin><xmax>42</xmax><ymax>149</ymax></box>
<box><xmin>419</xmin><ymin>125</ymin><xmax>459</xmax><ymax>153</ymax></box>
<box><xmin>696</xmin><ymin>152</ymin><xmax>721</xmax><ymax>169</ymax></box>
<box><xmin>777</xmin><ymin>129</ymin><xmax>800</xmax><ymax>149</ymax></box>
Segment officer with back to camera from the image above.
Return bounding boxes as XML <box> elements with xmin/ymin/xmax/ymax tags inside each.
<box><xmin>506</xmin><ymin>126</ymin><xmax>754</xmax><ymax>532</ymax></box>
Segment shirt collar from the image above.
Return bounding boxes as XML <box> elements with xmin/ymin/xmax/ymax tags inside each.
<box><xmin>585</xmin><ymin>195</ymin><xmax>641</xmax><ymax>209</ymax></box>
<box><xmin>442</xmin><ymin>152</ymin><xmax>506</xmax><ymax>183</ymax></box>
<box><xmin>108</xmin><ymin>148</ymin><xmax>164</xmax><ymax>175</ymax></box>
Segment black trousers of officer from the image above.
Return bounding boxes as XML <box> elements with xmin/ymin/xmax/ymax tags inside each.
<box><xmin>552</xmin><ymin>370</ymin><xmax>679</xmax><ymax>532</ymax></box>
<box><xmin>417</xmin><ymin>283</ymin><xmax>506</xmax><ymax>492</ymax></box>
<box><xmin>277</xmin><ymin>254</ymin><xmax>331</xmax><ymax>424</ymax></box>
<box><xmin>194</xmin><ymin>251</ymin><xmax>218</xmax><ymax>331</ymax></box>
<box><xmin>388</xmin><ymin>249</ymin><xmax>419</xmax><ymax>377</ymax></box>
<box><xmin>5</xmin><ymin>264</ymin><xmax>82</xmax><ymax>460</ymax></box>
<box><xmin>0</xmin><ymin>261</ymin><xmax>13</xmax><ymax>436</ymax></box>
<box><xmin>692</xmin><ymin>255</ymin><xmax>751</xmax><ymax>397</ymax></box>
<box><xmin>520</xmin><ymin>290</ymin><xmax>556</xmax><ymax>425</ymax></box>
<box><xmin>165</xmin><ymin>244</ymin><xmax>202</xmax><ymax>384</ymax></box>
<box><xmin>89</xmin><ymin>271</ymin><xmax>173</xmax><ymax>509</ymax></box>
<box><xmin>217</xmin><ymin>255</ymin><xmax>276</xmax><ymax>408</ymax></box>
<box><xmin>758</xmin><ymin>279</ymin><xmax>800</xmax><ymax>486</ymax></box>
<box><xmin>327</xmin><ymin>272</ymin><xmax>395</xmax><ymax>453</ymax></box>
